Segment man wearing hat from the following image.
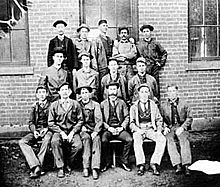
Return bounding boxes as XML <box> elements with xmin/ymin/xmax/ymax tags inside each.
<box><xmin>47</xmin><ymin>20</ymin><xmax>78</xmax><ymax>72</ymax></box>
<box><xmin>100</xmin><ymin>82</ymin><xmax>133</xmax><ymax>172</ymax></box>
<box><xmin>73</xmin><ymin>52</ymin><xmax>99</xmax><ymax>101</ymax></box>
<box><xmin>101</xmin><ymin>58</ymin><xmax>128</xmax><ymax>102</ymax></box>
<box><xmin>48</xmin><ymin>82</ymin><xmax>83</xmax><ymax>178</ymax></box>
<box><xmin>160</xmin><ymin>84</ymin><xmax>192</xmax><ymax>176</ymax></box>
<box><xmin>19</xmin><ymin>85</ymin><xmax>52</xmax><ymax>179</ymax></box>
<box><xmin>130</xmin><ymin>83</ymin><xmax>166</xmax><ymax>176</ymax></box>
<box><xmin>137</xmin><ymin>24</ymin><xmax>167</xmax><ymax>94</ymax></box>
<box><xmin>112</xmin><ymin>26</ymin><xmax>137</xmax><ymax>80</ymax></box>
<box><xmin>39</xmin><ymin>47</ymin><xmax>72</xmax><ymax>102</ymax></box>
<box><xmin>128</xmin><ymin>57</ymin><xmax>158</xmax><ymax>103</ymax></box>
<box><xmin>93</xmin><ymin>19</ymin><xmax>114</xmax><ymax>81</ymax></box>
<box><xmin>76</xmin><ymin>85</ymin><xmax>103</xmax><ymax>180</ymax></box>
<box><xmin>75</xmin><ymin>23</ymin><xmax>97</xmax><ymax>70</ymax></box>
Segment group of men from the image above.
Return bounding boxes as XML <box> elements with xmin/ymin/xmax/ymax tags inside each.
<box><xmin>18</xmin><ymin>19</ymin><xmax>193</xmax><ymax>180</ymax></box>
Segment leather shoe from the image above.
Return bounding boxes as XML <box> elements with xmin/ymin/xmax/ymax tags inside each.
<box><xmin>83</xmin><ymin>168</ymin><xmax>89</xmax><ymax>177</ymax></box>
<box><xmin>150</xmin><ymin>164</ymin><xmax>160</xmax><ymax>176</ymax></box>
<box><xmin>175</xmin><ymin>164</ymin><xmax>183</xmax><ymax>175</ymax></box>
<box><xmin>184</xmin><ymin>165</ymin><xmax>191</xmax><ymax>176</ymax></box>
<box><xmin>57</xmin><ymin>168</ymin><xmax>65</xmax><ymax>178</ymax></box>
<box><xmin>121</xmin><ymin>162</ymin><xmax>132</xmax><ymax>172</ymax></box>
<box><xmin>30</xmin><ymin>166</ymin><xmax>41</xmax><ymax>179</ymax></box>
<box><xmin>137</xmin><ymin>165</ymin><xmax>145</xmax><ymax>176</ymax></box>
<box><xmin>65</xmin><ymin>165</ymin><xmax>72</xmax><ymax>173</ymax></box>
<box><xmin>92</xmin><ymin>169</ymin><xmax>99</xmax><ymax>180</ymax></box>
<box><xmin>101</xmin><ymin>163</ymin><xmax>111</xmax><ymax>172</ymax></box>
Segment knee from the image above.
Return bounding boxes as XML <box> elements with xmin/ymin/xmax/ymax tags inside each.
<box><xmin>51</xmin><ymin>138</ymin><xmax>60</xmax><ymax>148</ymax></box>
<box><xmin>93</xmin><ymin>135</ymin><xmax>101</xmax><ymax>143</ymax></box>
<box><xmin>133</xmin><ymin>132</ymin><xmax>142</xmax><ymax>143</ymax></box>
<box><xmin>82</xmin><ymin>133</ymin><xmax>91</xmax><ymax>141</ymax></box>
<box><xmin>75</xmin><ymin>141</ymin><xmax>83</xmax><ymax>151</ymax></box>
<box><xmin>19</xmin><ymin>139</ymin><xmax>25</xmax><ymax>146</ymax></box>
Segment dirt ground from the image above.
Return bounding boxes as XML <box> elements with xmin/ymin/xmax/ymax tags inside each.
<box><xmin>1</xmin><ymin>131</ymin><xmax>220</xmax><ymax>187</ymax></box>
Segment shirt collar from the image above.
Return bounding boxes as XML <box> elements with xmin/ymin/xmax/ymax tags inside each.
<box><xmin>168</xmin><ymin>98</ymin><xmax>179</xmax><ymax>106</ymax></box>
<box><xmin>119</xmin><ymin>39</ymin><xmax>129</xmax><ymax>43</ymax></box>
<box><xmin>143</xmin><ymin>37</ymin><xmax>152</xmax><ymax>43</ymax></box>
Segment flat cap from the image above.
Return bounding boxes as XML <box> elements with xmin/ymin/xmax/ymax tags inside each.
<box><xmin>77</xmin><ymin>23</ymin><xmax>90</xmax><ymax>32</ymax></box>
<box><xmin>137</xmin><ymin>83</ymin><xmax>150</xmax><ymax>91</ymax></box>
<box><xmin>52</xmin><ymin>47</ymin><xmax>66</xmax><ymax>56</ymax></box>
<box><xmin>106</xmin><ymin>82</ymin><xmax>119</xmax><ymax>89</ymax></box>
<box><xmin>78</xmin><ymin>52</ymin><xmax>93</xmax><ymax>60</ymax></box>
<box><xmin>57</xmin><ymin>82</ymin><xmax>70</xmax><ymax>91</ymax></box>
<box><xmin>76</xmin><ymin>85</ymin><xmax>93</xmax><ymax>94</ymax></box>
<box><xmin>98</xmin><ymin>19</ymin><xmax>107</xmax><ymax>26</ymax></box>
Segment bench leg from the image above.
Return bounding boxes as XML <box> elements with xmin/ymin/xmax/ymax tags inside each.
<box><xmin>112</xmin><ymin>148</ymin><xmax>116</xmax><ymax>168</ymax></box>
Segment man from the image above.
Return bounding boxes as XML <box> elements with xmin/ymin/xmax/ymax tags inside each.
<box><xmin>73</xmin><ymin>52</ymin><xmax>99</xmax><ymax>101</ymax></box>
<box><xmin>48</xmin><ymin>82</ymin><xmax>83</xmax><ymax>178</ymax></box>
<box><xmin>93</xmin><ymin>19</ymin><xmax>114</xmax><ymax>80</ymax></box>
<box><xmin>112</xmin><ymin>26</ymin><xmax>137</xmax><ymax>80</ymax></box>
<box><xmin>130</xmin><ymin>84</ymin><xmax>166</xmax><ymax>176</ymax></box>
<box><xmin>47</xmin><ymin>20</ymin><xmax>78</xmax><ymax>73</ymax></box>
<box><xmin>75</xmin><ymin>23</ymin><xmax>97</xmax><ymax>70</ymax></box>
<box><xmin>19</xmin><ymin>85</ymin><xmax>52</xmax><ymax>179</ymax></box>
<box><xmin>128</xmin><ymin>57</ymin><xmax>158</xmax><ymax>103</ymax></box>
<box><xmin>39</xmin><ymin>47</ymin><xmax>71</xmax><ymax>102</ymax></box>
<box><xmin>101</xmin><ymin>59</ymin><xmax>128</xmax><ymax>102</ymax></box>
<box><xmin>76</xmin><ymin>85</ymin><xmax>103</xmax><ymax>180</ymax></box>
<box><xmin>137</xmin><ymin>24</ymin><xmax>167</xmax><ymax>94</ymax></box>
<box><xmin>160</xmin><ymin>84</ymin><xmax>193</xmax><ymax>176</ymax></box>
<box><xmin>101</xmin><ymin>82</ymin><xmax>132</xmax><ymax>172</ymax></box>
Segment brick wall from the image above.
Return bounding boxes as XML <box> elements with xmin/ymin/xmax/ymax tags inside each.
<box><xmin>139</xmin><ymin>0</ymin><xmax>220</xmax><ymax>119</ymax></box>
<box><xmin>0</xmin><ymin>0</ymin><xmax>219</xmax><ymax>128</ymax></box>
<box><xmin>0</xmin><ymin>0</ymin><xmax>80</xmax><ymax>126</ymax></box>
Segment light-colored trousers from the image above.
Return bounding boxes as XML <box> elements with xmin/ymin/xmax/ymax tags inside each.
<box><xmin>133</xmin><ymin>128</ymin><xmax>166</xmax><ymax>166</ymax></box>
<box><xmin>166</xmin><ymin>128</ymin><xmax>192</xmax><ymax>166</ymax></box>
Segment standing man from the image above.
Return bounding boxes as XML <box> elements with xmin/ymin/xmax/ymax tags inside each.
<box><xmin>73</xmin><ymin>52</ymin><xmax>99</xmax><ymax>101</ymax></box>
<box><xmin>75</xmin><ymin>23</ymin><xmax>97</xmax><ymax>70</ymax></box>
<box><xmin>128</xmin><ymin>57</ymin><xmax>158</xmax><ymax>104</ymax></box>
<box><xmin>112</xmin><ymin>26</ymin><xmax>137</xmax><ymax>80</ymax></box>
<box><xmin>93</xmin><ymin>19</ymin><xmax>114</xmax><ymax>81</ymax></box>
<box><xmin>160</xmin><ymin>84</ymin><xmax>192</xmax><ymax>176</ymax></box>
<box><xmin>101</xmin><ymin>82</ymin><xmax>133</xmax><ymax>172</ymax></box>
<box><xmin>39</xmin><ymin>47</ymin><xmax>71</xmax><ymax>102</ymax></box>
<box><xmin>76</xmin><ymin>86</ymin><xmax>103</xmax><ymax>180</ymax></box>
<box><xmin>48</xmin><ymin>82</ymin><xmax>83</xmax><ymax>178</ymax></box>
<box><xmin>130</xmin><ymin>83</ymin><xmax>166</xmax><ymax>176</ymax></box>
<box><xmin>47</xmin><ymin>20</ymin><xmax>78</xmax><ymax>73</ymax></box>
<box><xmin>19</xmin><ymin>85</ymin><xmax>52</xmax><ymax>179</ymax></box>
<box><xmin>101</xmin><ymin>59</ymin><xmax>128</xmax><ymax>102</ymax></box>
<box><xmin>137</xmin><ymin>24</ymin><xmax>167</xmax><ymax>95</ymax></box>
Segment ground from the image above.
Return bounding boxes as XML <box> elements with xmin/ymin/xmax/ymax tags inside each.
<box><xmin>1</xmin><ymin>131</ymin><xmax>220</xmax><ymax>187</ymax></box>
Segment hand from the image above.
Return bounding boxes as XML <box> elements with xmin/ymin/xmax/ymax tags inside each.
<box><xmin>81</xmin><ymin>126</ymin><xmax>87</xmax><ymax>132</ymax></box>
<box><xmin>40</xmin><ymin>128</ymin><xmax>48</xmax><ymax>137</ymax></box>
<box><xmin>175</xmin><ymin>127</ymin><xmax>184</xmax><ymax>136</ymax></box>
<box><xmin>116</xmin><ymin>127</ymin><xmax>124</xmax><ymax>135</ymax></box>
<box><xmin>108</xmin><ymin>127</ymin><xmax>116</xmax><ymax>135</ymax></box>
<box><xmin>67</xmin><ymin>131</ymin><xmax>74</xmax><ymax>143</ymax></box>
<box><xmin>137</xmin><ymin>129</ymin><xmax>146</xmax><ymax>138</ymax></box>
<box><xmin>163</xmin><ymin>127</ymin><xmax>170</xmax><ymax>135</ymax></box>
<box><xmin>60</xmin><ymin>131</ymin><xmax>68</xmax><ymax>141</ymax></box>
<box><xmin>72</xmin><ymin>69</ymin><xmax>77</xmax><ymax>75</ymax></box>
<box><xmin>91</xmin><ymin>132</ymin><xmax>98</xmax><ymax>140</ymax></box>
<box><xmin>34</xmin><ymin>131</ymin><xmax>40</xmax><ymax>139</ymax></box>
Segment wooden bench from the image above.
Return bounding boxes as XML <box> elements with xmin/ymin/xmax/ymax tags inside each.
<box><xmin>110</xmin><ymin>139</ymin><xmax>154</xmax><ymax>167</ymax></box>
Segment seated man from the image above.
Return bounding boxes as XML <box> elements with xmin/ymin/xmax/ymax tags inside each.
<box><xmin>19</xmin><ymin>85</ymin><xmax>52</xmax><ymax>179</ymax></box>
<box><xmin>128</xmin><ymin>57</ymin><xmax>158</xmax><ymax>104</ymax></box>
<box><xmin>76</xmin><ymin>85</ymin><xmax>103</xmax><ymax>180</ymax></box>
<box><xmin>73</xmin><ymin>52</ymin><xmax>99</xmax><ymax>101</ymax></box>
<box><xmin>160</xmin><ymin>84</ymin><xmax>193</xmax><ymax>176</ymax></box>
<box><xmin>130</xmin><ymin>83</ymin><xmax>166</xmax><ymax>176</ymax></box>
<box><xmin>39</xmin><ymin>47</ymin><xmax>72</xmax><ymax>102</ymax></box>
<box><xmin>101</xmin><ymin>59</ymin><xmax>128</xmax><ymax>102</ymax></box>
<box><xmin>101</xmin><ymin>82</ymin><xmax>132</xmax><ymax>172</ymax></box>
<box><xmin>48</xmin><ymin>82</ymin><xmax>83</xmax><ymax>178</ymax></box>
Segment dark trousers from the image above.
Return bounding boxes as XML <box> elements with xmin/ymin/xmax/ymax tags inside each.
<box><xmin>101</xmin><ymin>130</ymin><xmax>132</xmax><ymax>165</ymax></box>
<box><xmin>147</xmin><ymin>64</ymin><xmax>160</xmax><ymax>98</ymax></box>
<box><xmin>80</xmin><ymin>131</ymin><xmax>101</xmax><ymax>169</ymax></box>
<box><xmin>19</xmin><ymin>131</ymin><xmax>52</xmax><ymax>169</ymax></box>
<box><xmin>51</xmin><ymin>133</ymin><xmax>82</xmax><ymax>169</ymax></box>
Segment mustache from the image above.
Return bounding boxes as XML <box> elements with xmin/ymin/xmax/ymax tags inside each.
<box><xmin>108</xmin><ymin>93</ymin><xmax>117</xmax><ymax>96</ymax></box>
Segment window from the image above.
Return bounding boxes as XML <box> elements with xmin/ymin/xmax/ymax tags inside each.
<box><xmin>0</xmin><ymin>0</ymin><xmax>29</xmax><ymax>67</ymax></box>
<box><xmin>79</xmin><ymin>0</ymin><xmax>138</xmax><ymax>41</ymax></box>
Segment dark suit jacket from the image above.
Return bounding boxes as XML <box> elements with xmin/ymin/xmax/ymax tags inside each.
<box><xmin>160</xmin><ymin>98</ymin><xmax>193</xmax><ymax>131</ymax></box>
<box><xmin>47</xmin><ymin>36</ymin><xmax>78</xmax><ymax>71</ymax></box>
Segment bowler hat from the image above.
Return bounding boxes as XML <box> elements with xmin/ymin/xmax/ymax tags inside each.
<box><xmin>106</xmin><ymin>82</ymin><xmax>119</xmax><ymax>89</ymax></box>
<box><xmin>98</xmin><ymin>19</ymin><xmax>107</xmax><ymax>26</ymax></box>
<box><xmin>140</xmin><ymin>24</ymin><xmax>154</xmax><ymax>32</ymax></box>
<box><xmin>77</xmin><ymin>23</ymin><xmax>90</xmax><ymax>32</ymax></box>
<box><xmin>53</xmin><ymin>20</ymin><xmax>67</xmax><ymax>27</ymax></box>
<box><xmin>52</xmin><ymin>47</ymin><xmax>66</xmax><ymax>57</ymax></box>
<box><xmin>76</xmin><ymin>85</ymin><xmax>93</xmax><ymax>94</ymax></box>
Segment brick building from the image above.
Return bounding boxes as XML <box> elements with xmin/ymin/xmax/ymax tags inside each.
<box><xmin>0</xmin><ymin>0</ymin><xmax>219</xmax><ymax>131</ymax></box>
